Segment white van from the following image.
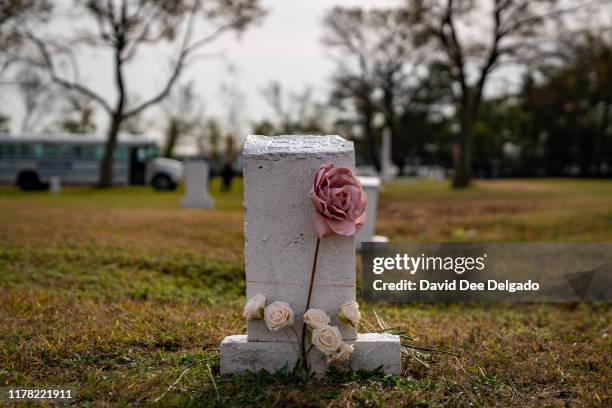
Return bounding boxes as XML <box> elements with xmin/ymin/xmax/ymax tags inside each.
<box><xmin>0</xmin><ymin>133</ymin><xmax>183</xmax><ymax>190</ymax></box>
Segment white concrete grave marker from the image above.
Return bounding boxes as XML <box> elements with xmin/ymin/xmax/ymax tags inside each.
<box><xmin>355</xmin><ymin>176</ymin><xmax>388</xmax><ymax>250</ymax></box>
<box><xmin>49</xmin><ymin>176</ymin><xmax>62</xmax><ymax>194</ymax></box>
<box><xmin>379</xmin><ymin>128</ymin><xmax>397</xmax><ymax>180</ymax></box>
<box><xmin>181</xmin><ymin>160</ymin><xmax>214</xmax><ymax>209</ymax></box>
<box><xmin>220</xmin><ymin>135</ymin><xmax>400</xmax><ymax>376</ymax></box>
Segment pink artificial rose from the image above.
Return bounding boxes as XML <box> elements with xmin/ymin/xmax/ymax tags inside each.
<box><xmin>310</xmin><ymin>163</ymin><xmax>367</xmax><ymax>238</ymax></box>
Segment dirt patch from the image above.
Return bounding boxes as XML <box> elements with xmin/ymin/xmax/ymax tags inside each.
<box><xmin>474</xmin><ymin>179</ymin><xmax>568</xmax><ymax>193</ymax></box>
<box><xmin>381</xmin><ymin>200</ymin><xmax>538</xmax><ymax>219</ymax></box>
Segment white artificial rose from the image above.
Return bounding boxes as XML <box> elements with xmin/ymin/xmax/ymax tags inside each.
<box><xmin>243</xmin><ymin>294</ymin><xmax>266</xmax><ymax>320</ymax></box>
<box><xmin>303</xmin><ymin>308</ymin><xmax>331</xmax><ymax>330</ymax></box>
<box><xmin>263</xmin><ymin>301</ymin><xmax>294</xmax><ymax>331</ymax></box>
<box><xmin>311</xmin><ymin>324</ymin><xmax>342</xmax><ymax>355</ymax></box>
<box><xmin>338</xmin><ymin>301</ymin><xmax>361</xmax><ymax>328</ymax></box>
<box><xmin>327</xmin><ymin>341</ymin><xmax>353</xmax><ymax>364</ymax></box>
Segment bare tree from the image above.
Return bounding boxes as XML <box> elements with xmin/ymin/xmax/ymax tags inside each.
<box><xmin>260</xmin><ymin>81</ymin><xmax>289</xmax><ymax>132</ymax></box>
<box><xmin>412</xmin><ymin>0</ymin><xmax>601</xmax><ymax>187</ymax></box>
<box><xmin>0</xmin><ymin>0</ymin><xmax>52</xmax><ymax>72</ymax></box>
<box><xmin>0</xmin><ymin>112</ymin><xmax>9</xmax><ymax>132</ymax></box>
<box><xmin>55</xmin><ymin>95</ymin><xmax>98</xmax><ymax>134</ymax></box>
<box><xmin>219</xmin><ymin>78</ymin><xmax>244</xmax><ymax>137</ymax></box>
<box><xmin>26</xmin><ymin>0</ymin><xmax>264</xmax><ymax>187</ymax></box>
<box><xmin>323</xmin><ymin>7</ymin><xmax>379</xmax><ymax>169</ymax></box>
<box><xmin>328</xmin><ymin>70</ymin><xmax>380</xmax><ymax>168</ymax></box>
<box><xmin>15</xmin><ymin>66</ymin><xmax>53</xmax><ymax>133</ymax></box>
<box><xmin>323</xmin><ymin>7</ymin><xmax>426</xmax><ymax>171</ymax></box>
<box><xmin>196</xmin><ymin>117</ymin><xmax>222</xmax><ymax>166</ymax></box>
<box><xmin>162</xmin><ymin>81</ymin><xmax>202</xmax><ymax>158</ymax></box>
<box><xmin>260</xmin><ymin>80</ymin><xmax>328</xmax><ymax>134</ymax></box>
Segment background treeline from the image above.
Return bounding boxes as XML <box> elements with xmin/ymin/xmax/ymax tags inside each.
<box><xmin>312</xmin><ymin>3</ymin><xmax>612</xmax><ymax>181</ymax></box>
<box><xmin>252</xmin><ymin>3</ymin><xmax>612</xmax><ymax>181</ymax></box>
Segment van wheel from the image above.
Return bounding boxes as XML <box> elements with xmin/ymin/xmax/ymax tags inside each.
<box><xmin>17</xmin><ymin>171</ymin><xmax>45</xmax><ymax>191</ymax></box>
<box><xmin>152</xmin><ymin>174</ymin><xmax>176</xmax><ymax>191</ymax></box>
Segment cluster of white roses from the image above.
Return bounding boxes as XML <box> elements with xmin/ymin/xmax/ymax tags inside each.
<box><xmin>243</xmin><ymin>294</ymin><xmax>361</xmax><ymax>365</ymax></box>
<box><xmin>303</xmin><ymin>304</ymin><xmax>359</xmax><ymax>364</ymax></box>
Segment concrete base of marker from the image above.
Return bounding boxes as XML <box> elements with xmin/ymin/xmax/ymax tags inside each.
<box><xmin>50</xmin><ymin>176</ymin><xmax>62</xmax><ymax>194</ymax></box>
<box><xmin>181</xmin><ymin>195</ymin><xmax>214</xmax><ymax>209</ymax></box>
<box><xmin>220</xmin><ymin>333</ymin><xmax>401</xmax><ymax>376</ymax></box>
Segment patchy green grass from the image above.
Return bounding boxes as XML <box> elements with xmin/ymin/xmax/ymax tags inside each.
<box><xmin>0</xmin><ymin>178</ymin><xmax>610</xmax><ymax>407</ymax></box>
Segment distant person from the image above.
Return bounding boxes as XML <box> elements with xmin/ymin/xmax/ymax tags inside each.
<box><xmin>221</xmin><ymin>161</ymin><xmax>234</xmax><ymax>192</ymax></box>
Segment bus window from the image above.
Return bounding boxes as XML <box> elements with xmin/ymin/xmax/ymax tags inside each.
<box><xmin>114</xmin><ymin>146</ymin><xmax>127</xmax><ymax>161</ymax></box>
<box><xmin>146</xmin><ymin>146</ymin><xmax>158</xmax><ymax>159</ymax></box>
<box><xmin>18</xmin><ymin>144</ymin><xmax>31</xmax><ymax>157</ymax></box>
<box><xmin>32</xmin><ymin>144</ymin><xmax>43</xmax><ymax>158</ymax></box>
<box><xmin>71</xmin><ymin>145</ymin><xmax>82</xmax><ymax>158</ymax></box>
<box><xmin>43</xmin><ymin>144</ymin><xmax>56</xmax><ymax>158</ymax></box>
<box><xmin>81</xmin><ymin>145</ymin><xmax>95</xmax><ymax>159</ymax></box>
<box><xmin>56</xmin><ymin>145</ymin><xmax>71</xmax><ymax>158</ymax></box>
<box><xmin>0</xmin><ymin>144</ymin><xmax>16</xmax><ymax>158</ymax></box>
<box><xmin>82</xmin><ymin>145</ymin><xmax>104</xmax><ymax>159</ymax></box>
<box><xmin>136</xmin><ymin>147</ymin><xmax>146</xmax><ymax>163</ymax></box>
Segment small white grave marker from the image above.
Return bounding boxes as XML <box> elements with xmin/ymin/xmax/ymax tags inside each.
<box><xmin>355</xmin><ymin>176</ymin><xmax>388</xmax><ymax>250</ymax></box>
<box><xmin>181</xmin><ymin>160</ymin><xmax>214</xmax><ymax>209</ymax></box>
<box><xmin>49</xmin><ymin>176</ymin><xmax>62</xmax><ymax>194</ymax></box>
<box><xmin>220</xmin><ymin>135</ymin><xmax>400</xmax><ymax>376</ymax></box>
<box><xmin>379</xmin><ymin>128</ymin><xmax>396</xmax><ymax>180</ymax></box>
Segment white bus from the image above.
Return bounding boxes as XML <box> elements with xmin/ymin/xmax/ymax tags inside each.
<box><xmin>0</xmin><ymin>133</ymin><xmax>182</xmax><ymax>190</ymax></box>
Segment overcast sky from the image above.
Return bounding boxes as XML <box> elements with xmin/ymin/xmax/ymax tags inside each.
<box><xmin>2</xmin><ymin>0</ymin><xmax>402</xmax><ymax>141</ymax></box>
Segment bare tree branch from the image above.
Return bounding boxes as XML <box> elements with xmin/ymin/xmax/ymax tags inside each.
<box><xmin>436</xmin><ymin>0</ymin><xmax>467</xmax><ymax>98</ymax></box>
<box><xmin>498</xmin><ymin>0</ymin><xmax>606</xmax><ymax>38</ymax></box>
<box><xmin>123</xmin><ymin>23</ymin><xmax>230</xmax><ymax>119</ymax></box>
<box><xmin>473</xmin><ymin>0</ymin><xmax>507</xmax><ymax>109</ymax></box>
<box><xmin>28</xmin><ymin>34</ymin><xmax>113</xmax><ymax>114</ymax></box>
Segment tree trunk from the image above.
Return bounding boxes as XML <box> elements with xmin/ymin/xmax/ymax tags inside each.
<box><xmin>363</xmin><ymin>110</ymin><xmax>380</xmax><ymax>171</ymax></box>
<box><xmin>366</xmin><ymin>127</ymin><xmax>380</xmax><ymax>172</ymax></box>
<box><xmin>453</xmin><ymin>111</ymin><xmax>474</xmax><ymax>188</ymax></box>
<box><xmin>383</xmin><ymin>85</ymin><xmax>403</xmax><ymax>176</ymax></box>
<box><xmin>21</xmin><ymin>112</ymin><xmax>31</xmax><ymax>134</ymax></box>
<box><xmin>98</xmin><ymin>113</ymin><xmax>122</xmax><ymax>188</ymax></box>
<box><xmin>163</xmin><ymin>119</ymin><xmax>180</xmax><ymax>158</ymax></box>
<box><xmin>396</xmin><ymin>157</ymin><xmax>406</xmax><ymax>176</ymax></box>
<box><xmin>98</xmin><ymin>33</ymin><xmax>126</xmax><ymax>188</ymax></box>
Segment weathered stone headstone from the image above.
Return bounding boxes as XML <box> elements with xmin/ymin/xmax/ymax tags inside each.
<box><xmin>49</xmin><ymin>175</ymin><xmax>61</xmax><ymax>194</ymax></box>
<box><xmin>243</xmin><ymin>135</ymin><xmax>356</xmax><ymax>342</ymax></box>
<box><xmin>181</xmin><ymin>160</ymin><xmax>214</xmax><ymax>209</ymax></box>
<box><xmin>379</xmin><ymin>128</ymin><xmax>396</xmax><ymax>180</ymax></box>
<box><xmin>220</xmin><ymin>135</ymin><xmax>400</xmax><ymax>376</ymax></box>
<box><xmin>355</xmin><ymin>176</ymin><xmax>388</xmax><ymax>250</ymax></box>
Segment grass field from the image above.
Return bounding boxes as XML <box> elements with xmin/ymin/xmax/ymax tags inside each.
<box><xmin>0</xmin><ymin>178</ymin><xmax>611</xmax><ymax>407</ymax></box>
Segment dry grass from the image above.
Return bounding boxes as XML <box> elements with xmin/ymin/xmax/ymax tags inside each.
<box><xmin>0</xmin><ymin>177</ymin><xmax>610</xmax><ymax>407</ymax></box>
<box><xmin>378</xmin><ymin>179</ymin><xmax>612</xmax><ymax>241</ymax></box>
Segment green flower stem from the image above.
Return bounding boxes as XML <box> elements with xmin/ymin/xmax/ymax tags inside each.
<box><xmin>300</xmin><ymin>237</ymin><xmax>321</xmax><ymax>368</ymax></box>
